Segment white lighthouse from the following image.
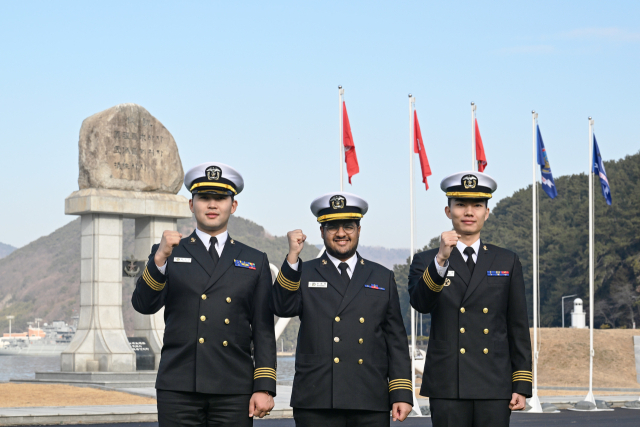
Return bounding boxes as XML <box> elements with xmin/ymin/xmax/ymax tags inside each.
<box><xmin>571</xmin><ymin>298</ymin><xmax>587</xmax><ymax>328</ymax></box>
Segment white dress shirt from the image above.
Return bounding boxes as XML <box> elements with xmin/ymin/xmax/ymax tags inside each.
<box><xmin>156</xmin><ymin>229</ymin><xmax>228</xmax><ymax>275</ymax></box>
<box><xmin>434</xmin><ymin>238</ymin><xmax>481</xmax><ymax>278</ymax></box>
<box><xmin>288</xmin><ymin>250</ymin><xmax>357</xmax><ymax>279</ymax></box>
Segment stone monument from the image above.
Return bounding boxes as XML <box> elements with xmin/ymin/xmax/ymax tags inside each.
<box><xmin>60</xmin><ymin>103</ymin><xmax>191</xmax><ymax>373</ymax></box>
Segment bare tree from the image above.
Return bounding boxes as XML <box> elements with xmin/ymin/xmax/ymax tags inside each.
<box><xmin>611</xmin><ymin>284</ymin><xmax>639</xmax><ymax>328</ymax></box>
<box><xmin>594</xmin><ymin>299</ymin><xmax>620</xmax><ymax>328</ymax></box>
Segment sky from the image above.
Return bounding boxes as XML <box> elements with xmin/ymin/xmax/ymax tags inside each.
<box><xmin>1</xmin><ymin>1</ymin><xmax>639</xmax><ymax>250</ymax></box>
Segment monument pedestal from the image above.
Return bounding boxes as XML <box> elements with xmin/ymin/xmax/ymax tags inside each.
<box><xmin>61</xmin><ymin>189</ymin><xmax>191</xmax><ymax>373</ymax></box>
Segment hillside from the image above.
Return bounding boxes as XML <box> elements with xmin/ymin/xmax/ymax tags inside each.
<box><xmin>0</xmin><ymin>214</ymin><xmax>320</xmax><ymax>336</ymax></box>
<box><xmin>0</xmin><ymin>243</ymin><xmax>16</xmax><ymax>259</ymax></box>
<box><xmin>394</xmin><ymin>150</ymin><xmax>640</xmax><ymax>333</ymax></box>
<box><xmin>315</xmin><ymin>244</ymin><xmax>409</xmax><ymax>270</ymax></box>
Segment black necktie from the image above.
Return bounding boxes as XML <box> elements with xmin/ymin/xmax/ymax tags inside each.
<box><xmin>209</xmin><ymin>236</ymin><xmax>220</xmax><ymax>267</ymax></box>
<box><xmin>338</xmin><ymin>262</ymin><xmax>350</xmax><ymax>293</ymax></box>
<box><xmin>463</xmin><ymin>246</ymin><xmax>475</xmax><ymax>275</ymax></box>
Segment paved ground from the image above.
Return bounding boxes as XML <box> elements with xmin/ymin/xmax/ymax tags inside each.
<box><xmin>34</xmin><ymin>408</ymin><xmax>640</xmax><ymax>427</ymax></box>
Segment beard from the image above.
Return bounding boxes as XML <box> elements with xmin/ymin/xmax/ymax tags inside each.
<box><xmin>324</xmin><ymin>236</ymin><xmax>359</xmax><ymax>261</ymax></box>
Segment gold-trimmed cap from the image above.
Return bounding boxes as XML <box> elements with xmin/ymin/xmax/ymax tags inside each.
<box><xmin>184</xmin><ymin>162</ymin><xmax>244</xmax><ymax>196</ymax></box>
<box><xmin>310</xmin><ymin>192</ymin><xmax>368</xmax><ymax>223</ymax></box>
<box><xmin>440</xmin><ymin>171</ymin><xmax>497</xmax><ymax>199</ymax></box>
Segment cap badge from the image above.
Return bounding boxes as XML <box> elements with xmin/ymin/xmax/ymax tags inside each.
<box><xmin>462</xmin><ymin>174</ymin><xmax>478</xmax><ymax>189</ymax></box>
<box><xmin>205</xmin><ymin>166</ymin><xmax>222</xmax><ymax>181</ymax></box>
<box><xmin>330</xmin><ymin>195</ymin><xmax>346</xmax><ymax>210</ymax></box>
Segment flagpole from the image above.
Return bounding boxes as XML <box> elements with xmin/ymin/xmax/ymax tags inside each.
<box><xmin>408</xmin><ymin>93</ymin><xmax>421</xmax><ymax>416</ymax></box>
<box><xmin>526</xmin><ymin>111</ymin><xmax>543</xmax><ymax>413</ymax></box>
<box><xmin>339</xmin><ymin>86</ymin><xmax>345</xmax><ymax>191</ymax></box>
<box><xmin>585</xmin><ymin>116</ymin><xmax>596</xmax><ymax>405</ymax></box>
<box><xmin>471</xmin><ymin>102</ymin><xmax>476</xmax><ymax>171</ymax></box>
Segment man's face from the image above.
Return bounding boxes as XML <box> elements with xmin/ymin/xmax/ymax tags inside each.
<box><xmin>189</xmin><ymin>193</ymin><xmax>237</xmax><ymax>232</ymax></box>
<box><xmin>445</xmin><ymin>198</ymin><xmax>490</xmax><ymax>236</ymax></box>
<box><xmin>320</xmin><ymin>220</ymin><xmax>361</xmax><ymax>260</ymax></box>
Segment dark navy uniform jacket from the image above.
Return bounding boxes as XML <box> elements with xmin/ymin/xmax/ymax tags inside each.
<box><xmin>131</xmin><ymin>230</ymin><xmax>277</xmax><ymax>396</ymax></box>
<box><xmin>271</xmin><ymin>252</ymin><xmax>413</xmax><ymax>411</ymax></box>
<box><xmin>409</xmin><ymin>244</ymin><xmax>532</xmax><ymax>400</ymax></box>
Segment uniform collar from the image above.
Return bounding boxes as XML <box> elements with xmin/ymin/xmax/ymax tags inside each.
<box><xmin>325</xmin><ymin>251</ymin><xmax>358</xmax><ymax>274</ymax></box>
<box><xmin>457</xmin><ymin>238</ymin><xmax>480</xmax><ymax>257</ymax></box>
<box><xmin>195</xmin><ymin>228</ymin><xmax>228</xmax><ymax>250</ymax></box>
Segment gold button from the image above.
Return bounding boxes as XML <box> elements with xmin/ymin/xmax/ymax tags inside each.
<box><xmin>225</xmin><ymin>318</ymin><xmax>230</xmax><ymax>325</ymax></box>
<box><xmin>334</xmin><ymin>337</ymin><xmax>340</xmax><ymax>343</ymax></box>
<box><xmin>460</xmin><ymin>328</ymin><xmax>465</xmax><ymax>333</ymax></box>
<box><xmin>199</xmin><ymin>338</ymin><xmax>204</xmax><ymax>344</ymax></box>
<box><xmin>460</xmin><ymin>307</ymin><xmax>465</xmax><ymax>313</ymax></box>
<box><xmin>484</xmin><ymin>329</ymin><xmax>489</xmax><ymax>334</ymax></box>
<box><xmin>483</xmin><ymin>308</ymin><xmax>488</xmax><ymax>314</ymax></box>
<box><xmin>358</xmin><ymin>338</ymin><xmax>363</xmax><ymax>344</ymax></box>
<box><xmin>223</xmin><ymin>341</ymin><xmax>228</xmax><ymax>347</ymax></box>
<box><xmin>359</xmin><ymin>317</ymin><xmax>365</xmax><ymax>323</ymax></box>
<box><xmin>460</xmin><ymin>348</ymin><xmax>466</xmax><ymax>354</ymax></box>
<box><xmin>335</xmin><ymin>316</ymin><xmax>340</xmax><ymax>322</ymax></box>
<box><xmin>200</xmin><ymin>316</ymin><xmax>206</xmax><ymax>321</ymax></box>
<box><xmin>483</xmin><ymin>348</ymin><xmax>489</xmax><ymax>354</ymax></box>
<box><xmin>201</xmin><ymin>294</ymin><xmax>207</xmax><ymax>300</ymax></box>
<box><xmin>334</xmin><ymin>357</ymin><xmax>339</xmax><ymax>363</ymax></box>
<box><xmin>358</xmin><ymin>359</ymin><xmax>363</xmax><ymax>364</ymax></box>
<box><xmin>226</xmin><ymin>297</ymin><xmax>232</xmax><ymax>303</ymax></box>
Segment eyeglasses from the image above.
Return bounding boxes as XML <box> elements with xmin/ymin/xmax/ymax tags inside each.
<box><xmin>324</xmin><ymin>223</ymin><xmax>358</xmax><ymax>234</ymax></box>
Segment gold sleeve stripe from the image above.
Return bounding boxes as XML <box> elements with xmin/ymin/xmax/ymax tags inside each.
<box><xmin>254</xmin><ymin>375</ymin><xmax>277</xmax><ymax>381</ymax></box>
<box><xmin>143</xmin><ymin>267</ymin><xmax>165</xmax><ymax>291</ymax></box>
<box><xmin>513</xmin><ymin>378</ymin><xmax>533</xmax><ymax>383</ymax></box>
<box><xmin>389</xmin><ymin>379</ymin><xmax>413</xmax><ymax>385</ymax></box>
<box><xmin>422</xmin><ymin>268</ymin><xmax>443</xmax><ymax>293</ymax></box>
<box><xmin>254</xmin><ymin>368</ymin><xmax>277</xmax><ymax>373</ymax></box>
<box><xmin>512</xmin><ymin>375</ymin><xmax>533</xmax><ymax>379</ymax></box>
<box><xmin>389</xmin><ymin>385</ymin><xmax>413</xmax><ymax>391</ymax></box>
<box><xmin>277</xmin><ymin>271</ymin><xmax>300</xmax><ymax>291</ymax></box>
<box><xmin>512</xmin><ymin>371</ymin><xmax>532</xmax><ymax>375</ymax></box>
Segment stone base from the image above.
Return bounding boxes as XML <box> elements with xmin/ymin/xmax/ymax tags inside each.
<box><xmin>16</xmin><ymin>371</ymin><xmax>158</xmax><ymax>389</ymax></box>
<box><xmin>65</xmin><ymin>188</ymin><xmax>192</xmax><ymax>218</ymax></box>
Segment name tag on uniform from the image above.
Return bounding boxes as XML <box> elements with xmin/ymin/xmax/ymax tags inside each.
<box><xmin>234</xmin><ymin>259</ymin><xmax>256</xmax><ymax>270</ymax></box>
<box><xmin>309</xmin><ymin>282</ymin><xmax>327</xmax><ymax>288</ymax></box>
<box><xmin>447</xmin><ymin>270</ymin><xmax>455</xmax><ymax>277</ymax></box>
<box><xmin>487</xmin><ymin>271</ymin><xmax>510</xmax><ymax>276</ymax></box>
<box><xmin>173</xmin><ymin>257</ymin><xmax>192</xmax><ymax>263</ymax></box>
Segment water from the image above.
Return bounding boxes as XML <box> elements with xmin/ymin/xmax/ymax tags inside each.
<box><xmin>0</xmin><ymin>356</ymin><xmax>60</xmax><ymax>382</ymax></box>
<box><xmin>0</xmin><ymin>356</ymin><xmax>296</xmax><ymax>383</ymax></box>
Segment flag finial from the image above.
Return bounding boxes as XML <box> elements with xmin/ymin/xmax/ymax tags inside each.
<box><xmin>471</xmin><ymin>101</ymin><xmax>474</xmax><ymax>105</ymax></box>
<box><xmin>588</xmin><ymin>116</ymin><xmax>592</xmax><ymax>120</ymax></box>
<box><xmin>532</xmin><ymin>110</ymin><xmax>535</xmax><ymax>114</ymax></box>
<box><xmin>338</xmin><ymin>85</ymin><xmax>342</xmax><ymax>89</ymax></box>
<box><xmin>408</xmin><ymin>93</ymin><xmax>412</xmax><ymax>98</ymax></box>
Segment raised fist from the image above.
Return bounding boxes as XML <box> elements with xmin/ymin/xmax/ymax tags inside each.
<box><xmin>436</xmin><ymin>230</ymin><xmax>461</xmax><ymax>267</ymax></box>
<box><xmin>286</xmin><ymin>229</ymin><xmax>306</xmax><ymax>264</ymax></box>
<box><xmin>154</xmin><ymin>230</ymin><xmax>183</xmax><ymax>267</ymax></box>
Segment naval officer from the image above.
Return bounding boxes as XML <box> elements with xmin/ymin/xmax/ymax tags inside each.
<box><xmin>272</xmin><ymin>192</ymin><xmax>414</xmax><ymax>427</ymax></box>
<box><xmin>409</xmin><ymin>171</ymin><xmax>532</xmax><ymax>427</ymax></box>
<box><xmin>132</xmin><ymin>162</ymin><xmax>276</xmax><ymax>426</ymax></box>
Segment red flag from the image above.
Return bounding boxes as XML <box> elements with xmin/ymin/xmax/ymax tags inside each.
<box><xmin>342</xmin><ymin>101</ymin><xmax>359</xmax><ymax>184</ymax></box>
<box><xmin>413</xmin><ymin>110</ymin><xmax>431</xmax><ymax>190</ymax></box>
<box><xmin>475</xmin><ymin>118</ymin><xmax>487</xmax><ymax>172</ymax></box>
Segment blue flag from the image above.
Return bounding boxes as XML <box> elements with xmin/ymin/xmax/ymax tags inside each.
<box><xmin>592</xmin><ymin>134</ymin><xmax>612</xmax><ymax>205</ymax></box>
<box><xmin>536</xmin><ymin>125</ymin><xmax>557</xmax><ymax>199</ymax></box>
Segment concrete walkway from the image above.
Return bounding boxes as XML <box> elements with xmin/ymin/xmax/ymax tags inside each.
<box><xmin>2</xmin><ymin>386</ymin><xmax>638</xmax><ymax>425</ymax></box>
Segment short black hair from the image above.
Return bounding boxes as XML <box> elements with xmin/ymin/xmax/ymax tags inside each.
<box><xmin>448</xmin><ymin>198</ymin><xmax>489</xmax><ymax>208</ymax></box>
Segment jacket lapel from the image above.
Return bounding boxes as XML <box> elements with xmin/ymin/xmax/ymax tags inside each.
<box><xmin>183</xmin><ymin>230</ymin><xmax>215</xmax><ymax>276</ymax></box>
<box><xmin>336</xmin><ymin>254</ymin><xmax>373</xmax><ymax>315</ymax></box>
<box><xmin>462</xmin><ymin>243</ymin><xmax>496</xmax><ymax>304</ymax></box>
<box><xmin>315</xmin><ymin>252</ymin><xmax>346</xmax><ymax>296</ymax></box>
<box><xmin>448</xmin><ymin>247</ymin><xmax>471</xmax><ymax>286</ymax></box>
<box><xmin>204</xmin><ymin>235</ymin><xmax>243</xmax><ymax>293</ymax></box>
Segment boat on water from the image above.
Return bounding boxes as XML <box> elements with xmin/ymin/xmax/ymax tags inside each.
<box><xmin>0</xmin><ymin>319</ymin><xmax>76</xmax><ymax>357</ymax></box>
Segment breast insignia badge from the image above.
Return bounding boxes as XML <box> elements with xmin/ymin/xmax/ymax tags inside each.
<box><xmin>444</xmin><ymin>278</ymin><xmax>451</xmax><ymax>287</ymax></box>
